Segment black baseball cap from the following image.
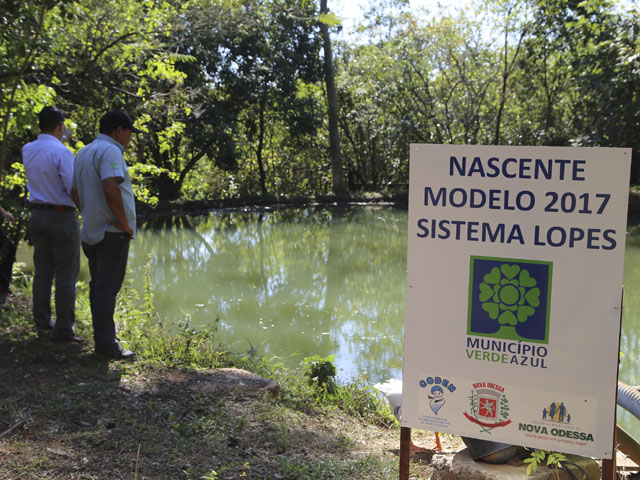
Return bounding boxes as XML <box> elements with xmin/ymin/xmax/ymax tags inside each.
<box><xmin>99</xmin><ymin>109</ymin><xmax>142</xmax><ymax>133</ymax></box>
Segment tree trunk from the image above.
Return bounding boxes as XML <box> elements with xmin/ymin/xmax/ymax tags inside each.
<box><xmin>256</xmin><ymin>86</ymin><xmax>268</xmax><ymax>196</ymax></box>
<box><xmin>494</xmin><ymin>27</ymin><xmax>510</xmax><ymax>145</ymax></box>
<box><xmin>319</xmin><ymin>0</ymin><xmax>345</xmax><ymax>195</ymax></box>
<box><xmin>493</xmin><ymin>8</ymin><xmax>526</xmax><ymax>145</ymax></box>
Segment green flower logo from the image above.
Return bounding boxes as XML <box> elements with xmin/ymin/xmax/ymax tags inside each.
<box><xmin>478</xmin><ymin>264</ymin><xmax>541</xmax><ymax>326</ymax></box>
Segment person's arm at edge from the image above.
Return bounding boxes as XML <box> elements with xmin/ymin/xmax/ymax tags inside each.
<box><xmin>0</xmin><ymin>206</ymin><xmax>15</xmax><ymax>223</ymax></box>
<box><xmin>102</xmin><ymin>177</ymin><xmax>133</xmax><ymax>238</ymax></box>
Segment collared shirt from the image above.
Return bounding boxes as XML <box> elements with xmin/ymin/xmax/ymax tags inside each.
<box><xmin>72</xmin><ymin>134</ymin><xmax>136</xmax><ymax>245</ymax></box>
<box><xmin>22</xmin><ymin>133</ymin><xmax>76</xmax><ymax>208</ymax></box>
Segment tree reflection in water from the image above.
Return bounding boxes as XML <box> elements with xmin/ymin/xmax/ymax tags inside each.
<box><xmin>131</xmin><ymin>206</ymin><xmax>408</xmax><ymax>382</ymax></box>
<box><xmin>619</xmin><ymin>243</ymin><xmax>640</xmax><ymax>441</ymax></box>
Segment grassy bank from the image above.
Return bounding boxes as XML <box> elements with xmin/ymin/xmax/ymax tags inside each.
<box><xmin>0</xmin><ymin>271</ymin><xmax>444</xmax><ymax>480</ymax></box>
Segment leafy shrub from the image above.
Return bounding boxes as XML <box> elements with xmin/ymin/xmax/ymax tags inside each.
<box><xmin>302</xmin><ymin>355</ymin><xmax>337</xmax><ymax>391</ymax></box>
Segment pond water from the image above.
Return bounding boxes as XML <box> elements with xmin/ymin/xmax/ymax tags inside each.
<box><xmin>16</xmin><ymin>205</ymin><xmax>640</xmax><ymax>438</ymax></box>
<box><xmin>129</xmin><ymin>206</ymin><xmax>408</xmax><ymax>384</ymax></box>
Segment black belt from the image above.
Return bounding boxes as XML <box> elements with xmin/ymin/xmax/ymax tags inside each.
<box><xmin>31</xmin><ymin>204</ymin><xmax>76</xmax><ymax>212</ymax></box>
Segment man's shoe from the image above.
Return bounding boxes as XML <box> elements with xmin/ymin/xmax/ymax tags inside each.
<box><xmin>95</xmin><ymin>348</ymin><xmax>136</xmax><ymax>360</ymax></box>
<box><xmin>95</xmin><ymin>343</ymin><xmax>136</xmax><ymax>360</ymax></box>
<box><xmin>36</xmin><ymin>324</ymin><xmax>54</xmax><ymax>338</ymax></box>
<box><xmin>53</xmin><ymin>334</ymin><xmax>87</xmax><ymax>344</ymax></box>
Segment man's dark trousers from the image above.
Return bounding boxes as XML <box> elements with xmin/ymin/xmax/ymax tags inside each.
<box><xmin>29</xmin><ymin>209</ymin><xmax>80</xmax><ymax>334</ymax></box>
<box><xmin>82</xmin><ymin>232</ymin><xmax>130</xmax><ymax>351</ymax></box>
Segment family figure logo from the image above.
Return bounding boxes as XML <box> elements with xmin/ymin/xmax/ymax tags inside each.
<box><xmin>543</xmin><ymin>401</ymin><xmax>571</xmax><ymax>423</ymax></box>
<box><xmin>464</xmin><ymin>381</ymin><xmax>511</xmax><ymax>434</ymax></box>
<box><xmin>468</xmin><ymin>256</ymin><xmax>553</xmax><ymax>343</ymax></box>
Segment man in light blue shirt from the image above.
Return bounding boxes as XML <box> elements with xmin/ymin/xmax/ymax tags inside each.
<box><xmin>22</xmin><ymin>106</ymin><xmax>82</xmax><ymax>342</ymax></box>
<box><xmin>72</xmin><ymin>110</ymin><xmax>140</xmax><ymax>359</ymax></box>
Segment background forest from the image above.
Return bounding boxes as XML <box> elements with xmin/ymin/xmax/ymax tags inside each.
<box><xmin>0</xmin><ymin>0</ymin><xmax>638</xmax><ymax>220</ymax></box>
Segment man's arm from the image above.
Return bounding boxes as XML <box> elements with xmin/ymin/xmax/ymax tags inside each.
<box><xmin>59</xmin><ymin>148</ymin><xmax>75</xmax><ymax>196</ymax></box>
<box><xmin>102</xmin><ymin>177</ymin><xmax>133</xmax><ymax>238</ymax></box>
<box><xmin>71</xmin><ymin>188</ymin><xmax>81</xmax><ymax>210</ymax></box>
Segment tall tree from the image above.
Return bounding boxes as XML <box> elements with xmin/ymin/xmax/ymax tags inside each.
<box><xmin>319</xmin><ymin>0</ymin><xmax>345</xmax><ymax>195</ymax></box>
<box><xmin>517</xmin><ymin>0</ymin><xmax>640</xmax><ymax>178</ymax></box>
<box><xmin>143</xmin><ymin>0</ymin><xmax>323</xmax><ymax>200</ymax></box>
<box><xmin>491</xmin><ymin>0</ymin><xmax>529</xmax><ymax>145</ymax></box>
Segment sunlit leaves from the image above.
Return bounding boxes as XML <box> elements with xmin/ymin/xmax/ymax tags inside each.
<box><xmin>3</xmin><ymin>162</ymin><xmax>27</xmax><ymax>196</ymax></box>
<box><xmin>318</xmin><ymin>12</ymin><xmax>340</xmax><ymax>27</ymax></box>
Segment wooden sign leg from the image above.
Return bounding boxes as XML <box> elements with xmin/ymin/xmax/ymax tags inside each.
<box><xmin>603</xmin><ymin>287</ymin><xmax>623</xmax><ymax>480</ymax></box>
<box><xmin>602</xmin><ymin>458</ymin><xmax>615</xmax><ymax>480</ymax></box>
<box><xmin>399</xmin><ymin>427</ymin><xmax>411</xmax><ymax>480</ymax></box>
<box><xmin>602</xmin><ymin>383</ymin><xmax>618</xmax><ymax>479</ymax></box>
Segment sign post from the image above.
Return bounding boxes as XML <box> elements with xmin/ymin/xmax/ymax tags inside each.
<box><xmin>399</xmin><ymin>427</ymin><xmax>411</xmax><ymax>479</ymax></box>
<box><xmin>402</xmin><ymin>145</ymin><xmax>631</xmax><ymax>469</ymax></box>
<box><xmin>602</xmin><ymin>286</ymin><xmax>624</xmax><ymax>480</ymax></box>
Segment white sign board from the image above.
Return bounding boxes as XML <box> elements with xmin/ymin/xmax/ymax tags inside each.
<box><xmin>403</xmin><ymin>144</ymin><xmax>631</xmax><ymax>458</ymax></box>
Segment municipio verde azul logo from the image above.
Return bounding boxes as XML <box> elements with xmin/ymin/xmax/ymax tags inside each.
<box><xmin>468</xmin><ymin>256</ymin><xmax>552</xmax><ymax>343</ymax></box>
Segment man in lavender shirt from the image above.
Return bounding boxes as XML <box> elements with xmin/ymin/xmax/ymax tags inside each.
<box><xmin>22</xmin><ymin>106</ymin><xmax>82</xmax><ymax>342</ymax></box>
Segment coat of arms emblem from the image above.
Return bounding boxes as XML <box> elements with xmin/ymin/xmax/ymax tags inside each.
<box><xmin>464</xmin><ymin>382</ymin><xmax>511</xmax><ymax>433</ymax></box>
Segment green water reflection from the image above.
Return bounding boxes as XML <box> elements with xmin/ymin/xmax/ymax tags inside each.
<box><xmin>130</xmin><ymin>206</ymin><xmax>407</xmax><ymax>383</ymax></box>
<box><xmin>619</xmin><ymin>237</ymin><xmax>640</xmax><ymax>440</ymax></box>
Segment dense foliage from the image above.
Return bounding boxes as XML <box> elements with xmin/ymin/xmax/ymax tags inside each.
<box><xmin>1</xmin><ymin>0</ymin><xmax>638</xmax><ymax>213</ymax></box>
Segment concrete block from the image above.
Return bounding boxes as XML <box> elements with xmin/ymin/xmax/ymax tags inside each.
<box><xmin>430</xmin><ymin>447</ymin><xmax>600</xmax><ymax>479</ymax></box>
